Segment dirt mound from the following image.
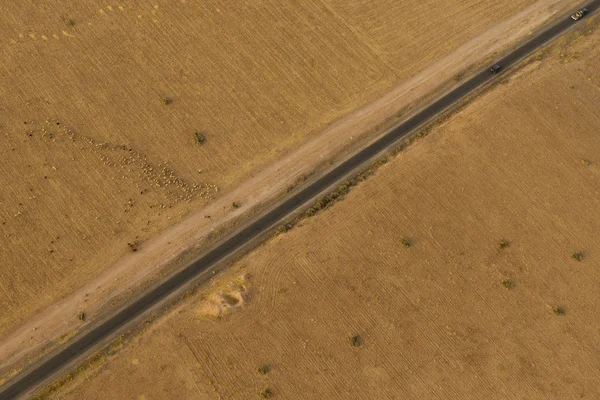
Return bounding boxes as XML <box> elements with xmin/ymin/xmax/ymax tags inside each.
<box><xmin>197</xmin><ymin>274</ymin><xmax>250</xmax><ymax>320</ymax></box>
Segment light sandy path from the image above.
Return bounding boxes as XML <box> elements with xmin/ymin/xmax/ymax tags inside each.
<box><xmin>0</xmin><ymin>0</ymin><xmax>577</xmax><ymax>377</ymax></box>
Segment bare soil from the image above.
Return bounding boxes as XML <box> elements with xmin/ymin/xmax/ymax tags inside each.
<box><xmin>50</xmin><ymin>14</ymin><xmax>600</xmax><ymax>400</ymax></box>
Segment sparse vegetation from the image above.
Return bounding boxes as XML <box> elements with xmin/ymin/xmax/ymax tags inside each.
<box><xmin>499</xmin><ymin>239</ymin><xmax>510</xmax><ymax>249</ymax></box>
<box><xmin>401</xmin><ymin>237</ymin><xmax>411</xmax><ymax>248</ymax></box>
<box><xmin>349</xmin><ymin>333</ymin><xmax>361</xmax><ymax>347</ymax></box>
<box><xmin>310</xmin><ymin>179</ymin><xmax>357</xmax><ymax>214</ymax></box>
<box><xmin>194</xmin><ymin>131</ymin><xmax>206</xmax><ymax>145</ymax></box>
<box><xmin>552</xmin><ymin>306</ymin><xmax>565</xmax><ymax>315</ymax></box>
<box><xmin>77</xmin><ymin>311</ymin><xmax>86</xmax><ymax>322</ymax></box>
<box><xmin>572</xmin><ymin>252</ymin><xmax>584</xmax><ymax>262</ymax></box>
<box><xmin>257</xmin><ymin>364</ymin><xmax>270</xmax><ymax>375</ymax></box>
<box><xmin>501</xmin><ymin>280</ymin><xmax>514</xmax><ymax>289</ymax></box>
<box><xmin>260</xmin><ymin>388</ymin><xmax>273</xmax><ymax>398</ymax></box>
<box><xmin>276</xmin><ymin>222</ymin><xmax>294</xmax><ymax>235</ymax></box>
<box><xmin>128</xmin><ymin>241</ymin><xmax>139</xmax><ymax>252</ymax></box>
<box><xmin>232</xmin><ymin>202</ymin><xmax>240</xmax><ymax>208</ymax></box>
<box><xmin>581</xmin><ymin>159</ymin><xmax>591</xmax><ymax>166</ymax></box>
<box><xmin>162</xmin><ymin>97</ymin><xmax>173</xmax><ymax>105</ymax></box>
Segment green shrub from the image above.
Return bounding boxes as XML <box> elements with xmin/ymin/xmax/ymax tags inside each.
<box><xmin>257</xmin><ymin>365</ymin><xmax>270</xmax><ymax>375</ymax></box>
<box><xmin>501</xmin><ymin>280</ymin><xmax>513</xmax><ymax>289</ymax></box>
<box><xmin>194</xmin><ymin>131</ymin><xmax>206</xmax><ymax>144</ymax></box>
<box><xmin>349</xmin><ymin>334</ymin><xmax>360</xmax><ymax>347</ymax></box>
<box><xmin>552</xmin><ymin>306</ymin><xmax>565</xmax><ymax>315</ymax></box>
<box><xmin>572</xmin><ymin>252</ymin><xmax>584</xmax><ymax>261</ymax></box>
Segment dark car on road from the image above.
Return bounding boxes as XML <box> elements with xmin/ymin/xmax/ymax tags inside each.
<box><xmin>490</xmin><ymin>64</ymin><xmax>502</xmax><ymax>74</ymax></box>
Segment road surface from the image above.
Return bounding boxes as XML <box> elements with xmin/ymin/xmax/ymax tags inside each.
<box><xmin>1</xmin><ymin>2</ymin><xmax>598</xmax><ymax>398</ymax></box>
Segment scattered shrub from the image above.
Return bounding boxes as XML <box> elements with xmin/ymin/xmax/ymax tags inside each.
<box><xmin>260</xmin><ymin>388</ymin><xmax>273</xmax><ymax>398</ymax></box>
<box><xmin>232</xmin><ymin>202</ymin><xmax>240</xmax><ymax>208</ymax></box>
<box><xmin>257</xmin><ymin>365</ymin><xmax>270</xmax><ymax>375</ymax></box>
<box><xmin>349</xmin><ymin>334</ymin><xmax>360</xmax><ymax>347</ymax></box>
<box><xmin>128</xmin><ymin>241</ymin><xmax>139</xmax><ymax>252</ymax></box>
<box><xmin>501</xmin><ymin>280</ymin><xmax>513</xmax><ymax>289</ymax></box>
<box><xmin>276</xmin><ymin>222</ymin><xmax>293</xmax><ymax>234</ymax></box>
<box><xmin>499</xmin><ymin>239</ymin><xmax>510</xmax><ymax>249</ymax></box>
<box><xmin>162</xmin><ymin>97</ymin><xmax>173</xmax><ymax>105</ymax></box>
<box><xmin>194</xmin><ymin>131</ymin><xmax>206</xmax><ymax>144</ymax></box>
<box><xmin>401</xmin><ymin>237</ymin><xmax>411</xmax><ymax>248</ymax></box>
<box><xmin>77</xmin><ymin>312</ymin><xmax>86</xmax><ymax>322</ymax></box>
<box><xmin>552</xmin><ymin>306</ymin><xmax>565</xmax><ymax>315</ymax></box>
<box><xmin>572</xmin><ymin>252</ymin><xmax>584</xmax><ymax>262</ymax></box>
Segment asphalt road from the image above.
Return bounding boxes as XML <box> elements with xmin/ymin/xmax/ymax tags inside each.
<box><xmin>1</xmin><ymin>2</ymin><xmax>599</xmax><ymax>399</ymax></box>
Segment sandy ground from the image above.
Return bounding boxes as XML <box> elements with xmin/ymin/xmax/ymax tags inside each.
<box><xmin>0</xmin><ymin>0</ymin><xmax>580</xmax><ymax>380</ymax></box>
<box><xmin>52</xmin><ymin>20</ymin><xmax>600</xmax><ymax>399</ymax></box>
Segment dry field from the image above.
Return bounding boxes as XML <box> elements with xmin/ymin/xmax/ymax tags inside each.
<box><xmin>324</xmin><ymin>0</ymin><xmax>538</xmax><ymax>77</ymax></box>
<box><xmin>49</xmin><ymin>24</ymin><xmax>600</xmax><ymax>399</ymax></box>
<box><xmin>0</xmin><ymin>0</ymin><xmax>541</xmax><ymax>341</ymax></box>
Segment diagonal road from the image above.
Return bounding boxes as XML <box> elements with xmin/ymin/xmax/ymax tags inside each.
<box><xmin>1</xmin><ymin>2</ymin><xmax>598</xmax><ymax>398</ymax></box>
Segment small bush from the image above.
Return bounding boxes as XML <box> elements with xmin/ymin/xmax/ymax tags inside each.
<box><xmin>128</xmin><ymin>242</ymin><xmax>139</xmax><ymax>252</ymax></box>
<box><xmin>552</xmin><ymin>306</ymin><xmax>565</xmax><ymax>315</ymax></box>
<box><xmin>400</xmin><ymin>237</ymin><xmax>411</xmax><ymax>248</ymax></box>
<box><xmin>305</xmin><ymin>208</ymin><xmax>316</xmax><ymax>217</ymax></box>
<box><xmin>581</xmin><ymin>159</ymin><xmax>591</xmax><ymax>166</ymax></box>
<box><xmin>499</xmin><ymin>239</ymin><xmax>510</xmax><ymax>249</ymax></box>
<box><xmin>232</xmin><ymin>202</ymin><xmax>240</xmax><ymax>208</ymax></box>
<box><xmin>276</xmin><ymin>222</ymin><xmax>293</xmax><ymax>234</ymax></box>
<box><xmin>65</xmin><ymin>18</ymin><xmax>76</xmax><ymax>26</ymax></box>
<box><xmin>501</xmin><ymin>280</ymin><xmax>513</xmax><ymax>289</ymax></box>
<box><xmin>260</xmin><ymin>388</ymin><xmax>273</xmax><ymax>398</ymax></box>
<box><xmin>349</xmin><ymin>334</ymin><xmax>360</xmax><ymax>347</ymax></box>
<box><xmin>572</xmin><ymin>252</ymin><xmax>584</xmax><ymax>261</ymax></box>
<box><xmin>77</xmin><ymin>311</ymin><xmax>86</xmax><ymax>322</ymax></box>
<box><xmin>194</xmin><ymin>131</ymin><xmax>206</xmax><ymax>144</ymax></box>
<box><xmin>257</xmin><ymin>365</ymin><xmax>270</xmax><ymax>375</ymax></box>
<box><xmin>162</xmin><ymin>97</ymin><xmax>173</xmax><ymax>105</ymax></box>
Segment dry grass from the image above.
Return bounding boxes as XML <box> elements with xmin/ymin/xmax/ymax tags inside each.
<box><xmin>51</xmin><ymin>22</ymin><xmax>600</xmax><ymax>400</ymax></box>
<box><xmin>323</xmin><ymin>0</ymin><xmax>538</xmax><ymax>78</ymax></box>
<box><xmin>0</xmin><ymin>0</ymin><xmax>540</xmax><ymax>340</ymax></box>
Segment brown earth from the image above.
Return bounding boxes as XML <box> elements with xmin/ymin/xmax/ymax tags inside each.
<box><xmin>49</xmin><ymin>17</ymin><xmax>600</xmax><ymax>400</ymax></box>
<box><xmin>0</xmin><ymin>0</ymin><xmax>569</xmax><ymax>366</ymax></box>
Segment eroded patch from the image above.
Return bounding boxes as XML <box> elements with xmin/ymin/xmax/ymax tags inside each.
<box><xmin>197</xmin><ymin>274</ymin><xmax>250</xmax><ymax>320</ymax></box>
